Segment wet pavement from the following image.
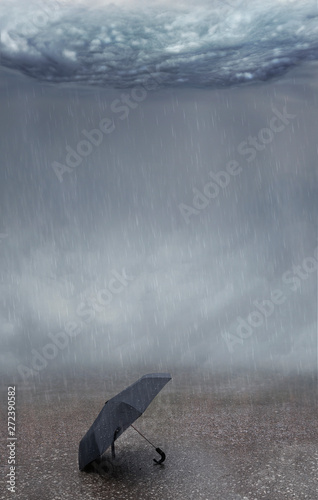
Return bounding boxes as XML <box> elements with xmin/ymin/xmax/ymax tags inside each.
<box><xmin>1</xmin><ymin>370</ymin><xmax>317</xmax><ymax>499</ymax></box>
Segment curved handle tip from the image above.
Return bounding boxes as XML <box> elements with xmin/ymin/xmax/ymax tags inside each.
<box><xmin>153</xmin><ymin>447</ymin><xmax>166</xmax><ymax>465</ymax></box>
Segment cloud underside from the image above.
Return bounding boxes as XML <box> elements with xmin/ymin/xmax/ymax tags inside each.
<box><xmin>1</xmin><ymin>1</ymin><xmax>318</xmax><ymax>88</ymax></box>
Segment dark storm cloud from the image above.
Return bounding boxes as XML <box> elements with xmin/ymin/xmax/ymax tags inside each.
<box><xmin>1</xmin><ymin>0</ymin><xmax>318</xmax><ymax>88</ymax></box>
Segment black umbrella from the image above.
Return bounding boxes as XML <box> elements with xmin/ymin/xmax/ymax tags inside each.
<box><xmin>79</xmin><ymin>373</ymin><xmax>172</xmax><ymax>470</ymax></box>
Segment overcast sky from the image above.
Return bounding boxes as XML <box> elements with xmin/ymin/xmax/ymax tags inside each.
<box><xmin>0</xmin><ymin>0</ymin><xmax>317</xmax><ymax>381</ymax></box>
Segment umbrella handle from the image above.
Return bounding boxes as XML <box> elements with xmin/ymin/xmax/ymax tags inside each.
<box><xmin>153</xmin><ymin>447</ymin><xmax>166</xmax><ymax>465</ymax></box>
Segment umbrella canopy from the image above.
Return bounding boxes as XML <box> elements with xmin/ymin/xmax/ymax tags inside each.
<box><xmin>79</xmin><ymin>373</ymin><xmax>172</xmax><ymax>470</ymax></box>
